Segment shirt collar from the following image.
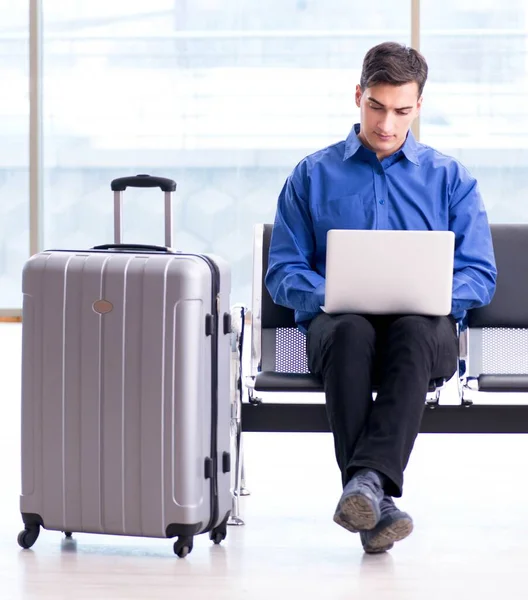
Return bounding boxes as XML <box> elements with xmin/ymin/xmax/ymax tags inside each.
<box><xmin>343</xmin><ymin>123</ymin><xmax>420</xmax><ymax>166</ymax></box>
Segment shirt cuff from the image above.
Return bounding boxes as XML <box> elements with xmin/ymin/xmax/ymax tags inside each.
<box><xmin>314</xmin><ymin>283</ymin><xmax>325</xmax><ymax>309</ymax></box>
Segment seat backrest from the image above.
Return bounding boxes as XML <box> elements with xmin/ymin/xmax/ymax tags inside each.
<box><xmin>468</xmin><ymin>224</ymin><xmax>528</xmax><ymax>328</ymax></box>
<box><xmin>258</xmin><ymin>224</ymin><xmax>310</xmax><ymax>374</ymax></box>
<box><xmin>467</xmin><ymin>223</ymin><xmax>528</xmax><ymax>377</ymax></box>
<box><xmin>261</xmin><ymin>224</ymin><xmax>296</xmax><ymax>329</ymax></box>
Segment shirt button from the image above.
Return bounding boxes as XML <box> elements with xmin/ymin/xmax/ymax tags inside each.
<box><xmin>379</xmin><ymin>199</ymin><xmax>385</xmax><ymax>205</ymax></box>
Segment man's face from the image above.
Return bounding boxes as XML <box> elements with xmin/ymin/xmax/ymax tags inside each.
<box><xmin>355</xmin><ymin>81</ymin><xmax>422</xmax><ymax>160</ymax></box>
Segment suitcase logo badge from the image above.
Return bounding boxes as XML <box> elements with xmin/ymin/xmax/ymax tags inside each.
<box><xmin>92</xmin><ymin>299</ymin><xmax>114</xmax><ymax>314</ymax></box>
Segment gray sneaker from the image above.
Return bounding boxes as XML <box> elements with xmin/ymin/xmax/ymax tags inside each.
<box><xmin>333</xmin><ymin>469</ymin><xmax>384</xmax><ymax>533</ymax></box>
<box><xmin>360</xmin><ymin>495</ymin><xmax>413</xmax><ymax>554</ymax></box>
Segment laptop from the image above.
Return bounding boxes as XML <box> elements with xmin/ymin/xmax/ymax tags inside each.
<box><xmin>322</xmin><ymin>229</ymin><xmax>455</xmax><ymax>316</ymax></box>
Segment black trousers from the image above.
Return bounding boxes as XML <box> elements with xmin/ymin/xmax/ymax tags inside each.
<box><xmin>306</xmin><ymin>313</ymin><xmax>458</xmax><ymax>497</ymax></box>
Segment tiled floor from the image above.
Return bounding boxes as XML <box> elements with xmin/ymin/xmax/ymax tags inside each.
<box><xmin>2</xmin><ymin>322</ymin><xmax>528</xmax><ymax>599</ymax></box>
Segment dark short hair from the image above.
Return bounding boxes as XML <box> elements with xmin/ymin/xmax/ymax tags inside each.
<box><xmin>360</xmin><ymin>42</ymin><xmax>428</xmax><ymax>96</ymax></box>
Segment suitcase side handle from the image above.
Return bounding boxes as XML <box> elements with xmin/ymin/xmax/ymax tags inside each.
<box><xmin>92</xmin><ymin>243</ymin><xmax>171</xmax><ymax>253</ymax></box>
<box><xmin>111</xmin><ymin>174</ymin><xmax>177</xmax><ymax>193</ymax></box>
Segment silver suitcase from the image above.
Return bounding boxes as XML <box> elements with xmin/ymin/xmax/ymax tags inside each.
<box><xmin>18</xmin><ymin>175</ymin><xmax>232</xmax><ymax>558</ymax></box>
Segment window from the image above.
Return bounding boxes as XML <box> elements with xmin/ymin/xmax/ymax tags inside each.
<box><xmin>42</xmin><ymin>0</ymin><xmax>409</xmax><ymax>305</ymax></box>
<box><xmin>7</xmin><ymin>2</ymin><xmax>528</xmax><ymax>310</ymax></box>
<box><xmin>421</xmin><ymin>1</ymin><xmax>528</xmax><ymax>223</ymax></box>
<box><xmin>0</xmin><ymin>1</ymin><xmax>29</xmax><ymax>309</ymax></box>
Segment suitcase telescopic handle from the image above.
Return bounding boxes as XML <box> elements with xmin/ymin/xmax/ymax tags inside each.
<box><xmin>110</xmin><ymin>174</ymin><xmax>176</xmax><ymax>247</ymax></box>
<box><xmin>110</xmin><ymin>174</ymin><xmax>176</xmax><ymax>192</ymax></box>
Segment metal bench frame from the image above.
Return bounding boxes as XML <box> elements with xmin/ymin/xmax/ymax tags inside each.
<box><xmin>228</xmin><ymin>222</ymin><xmax>528</xmax><ymax>526</ymax></box>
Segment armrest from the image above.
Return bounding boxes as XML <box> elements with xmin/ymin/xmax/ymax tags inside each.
<box><xmin>230</xmin><ymin>304</ymin><xmax>248</xmax><ymax>420</ymax></box>
<box><xmin>458</xmin><ymin>326</ymin><xmax>467</xmax><ymax>363</ymax></box>
<box><xmin>250</xmin><ymin>224</ymin><xmax>265</xmax><ymax>379</ymax></box>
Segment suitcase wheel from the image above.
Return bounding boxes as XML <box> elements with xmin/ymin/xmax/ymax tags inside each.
<box><xmin>173</xmin><ymin>536</ymin><xmax>194</xmax><ymax>558</ymax></box>
<box><xmin>209</xmin><ymin>515</ymin><xmax>228</xmax><ymax>545</ymax></box>
<box><xmin>64</xmin><ymin>532</ymin><xmax>73</xmax><ymax>539</ymax></box>
<box><xmin>210</xmin><ymin>531</ymin><xmax>225</xmax><ymax>545</ymax></box>
<box><xmin>17</xmin><ymin>526</ymin><xmax>40</xmax><ymax>550</ymax></box>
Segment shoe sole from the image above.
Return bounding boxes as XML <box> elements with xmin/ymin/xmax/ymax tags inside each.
<box><xmin>363</xmin><ymin>517</ymin><xmax>414</xmax><ymax>554</ymax></box>
<box><xmin>333</xmin><ymin>493</ymin><xmax>380</xmax><ymax>533</ymax></box>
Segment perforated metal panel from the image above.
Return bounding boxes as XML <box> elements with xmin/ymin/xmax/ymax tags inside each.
<box><xmin>482</xmin><ymin>328</ymin><xmax>528</xmax><ymax>374</ymax></box>
<box><xmin>275</xmin><ymin>327</ymin><xmax>309</xmax><ymax>373</ymax></box>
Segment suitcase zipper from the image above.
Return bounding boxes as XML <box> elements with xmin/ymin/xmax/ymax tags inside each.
<box><xmin>196</xmin><ymin>255</ymin><xmax>221</xmax><ymax>533</ymax></box>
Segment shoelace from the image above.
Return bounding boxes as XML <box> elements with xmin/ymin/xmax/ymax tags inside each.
<box><xmin>380</xmin><ymin>495</ymin><xmax>395</xmax><ymax>509</ymax></box>
<box><xmin>354</xmin><ymin>473</ymin><xmax>382</xmax><ymax>496</ymax></box>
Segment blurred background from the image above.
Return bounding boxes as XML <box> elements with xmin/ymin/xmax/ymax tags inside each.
<box><xmin>1</xmin><ymin>0</ymin><xmax>527</xmax><ymax>309</ymax></box>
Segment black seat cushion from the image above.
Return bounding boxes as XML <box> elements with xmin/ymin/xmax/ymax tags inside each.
<box><xmin>478</xmin><ymin>374</ymin><xmax>528</xmax><ymax>392</ymax></box>
<box><xmin>255</xmin><ymin>371</ymin><xmax>446</xmax><ymax>393</ymax></box>
<box><xmin>255</xmin><ymin>372</ymin><xmax>323</xmax><ymax>392</ymax></box>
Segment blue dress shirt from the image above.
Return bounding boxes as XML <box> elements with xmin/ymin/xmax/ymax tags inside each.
<box><xmin>265</xmin><ymin>124</ymin><xmax>497</xmax><ymax>333</ymax></box>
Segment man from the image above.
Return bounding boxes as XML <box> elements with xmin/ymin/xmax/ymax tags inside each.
<box><xmin>265</xmin><ymin>42</ymin><xmax>497</xmax><ymax>554</ymax></box>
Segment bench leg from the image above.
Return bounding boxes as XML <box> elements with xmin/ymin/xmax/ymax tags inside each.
<box><xmin>240</xmin><ymin>441</ymin><xmax>250</xmax><ymax>496</ymax></box>
<box><xmin>228</xmin><ymin>417</ymin><xmax>245</xmax><ymax>526</ymax></box>
<box><xmin>228</xmin><ymin>304</ymin><xmax>246</xmax><ymax>526</ymax></box>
